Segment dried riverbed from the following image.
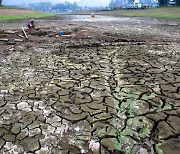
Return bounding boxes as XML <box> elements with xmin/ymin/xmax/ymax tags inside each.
<box><xmin>0</xmin><ymin>15</ymin><xmax>180</xmax><ymax>154</ymax></box>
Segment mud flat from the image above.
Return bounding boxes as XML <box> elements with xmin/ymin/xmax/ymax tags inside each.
<box><xmin>0</xmin><ymin>15</ymin><xmax>180</xmax><ymax>153</ymax></box>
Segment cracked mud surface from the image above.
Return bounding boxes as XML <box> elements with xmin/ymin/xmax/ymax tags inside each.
<box><xmin>0</xmin><ymin>16</ymin><xmax>180</xmax><ymax>153</ymax></box>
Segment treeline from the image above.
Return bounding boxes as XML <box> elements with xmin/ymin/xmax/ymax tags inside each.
<box><xmin>26</xmin><ymin>2</ymin><xmax>80</xmax><ymax>12</ymax></box>
<box><xmin>159</xmin><ymin>0</ymin><xmax>180</xmax><ymax>6</ymax></box>
<box><xmin>25</xmin><ymin>2</ymin><xmax>105</xmax><ymax>13</ymax></box>
<box><xmin>109</xmin><ymin>0</ymin><xmax>180</xmax><ymax>8</ymax></box>
<box><xmin>109</xmin><ymin>0</ymin><xmax>158</xmax><ymax>9</ymax></box>
<box><xmin>109</xmin><ymin>0</ymin><xmax>158</xmax><ymax>8</ymax></box>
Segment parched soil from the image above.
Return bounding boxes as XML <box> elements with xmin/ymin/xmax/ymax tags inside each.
<box><xmin>0</xmin><ymin>8</ymin><xmax>38</xmax><ymax>16</ymax></box>
<box><xmin>0</xmin><ymin>15</ymin><xmax>180</xmax><ymax>154</ymax></box>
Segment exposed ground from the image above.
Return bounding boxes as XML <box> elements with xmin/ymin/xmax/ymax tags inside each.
<box><xmin>0</xmin><ymin>7</ymin><xmax>38</xmax><ymax>15</ymax></box>
<box><xmin>0</xmin><ymin>15</ymin><xmax>180</xmax><ymax>154</ymax></box>
<box><xmin>0</xmin><ymin>7</ymin><xmax>53</xmax><ymax>20</ymax></box>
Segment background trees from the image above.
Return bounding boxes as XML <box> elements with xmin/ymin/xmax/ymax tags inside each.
<box><xmin>158</xmin><ymin>0</ymin><xmax>167</xmax><ymax>6</ymax></box>
<box><xmin>26</xmin><ymin>2</ymin><xmax>80</xmax><ymax>12</ymax></box>
<box><xmin>109</xmin><ymin>0</ymin><xmax>180</xmax><ymax>7</ymax></box>
<box><xmin>175</xmin><ymin>0</ymin><xmax>180</xmax><ymax>6</ymax></box>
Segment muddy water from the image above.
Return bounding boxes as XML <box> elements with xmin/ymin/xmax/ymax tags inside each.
<box><xmin>71</xmin><ymin>15</ymin><xmax>131</xmax><ymax>22</ymax></box>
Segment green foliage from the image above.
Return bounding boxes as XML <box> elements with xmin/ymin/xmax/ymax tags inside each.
<box><xmin>0</xmin><ymin>13</ymin><xmax>54</xmax><ymax>20</ymax></box>
<box><xmin>27</xmin><ymin>2</ymin><xmax>52</xmax><ymax>12</ymax></box>
<box><xmin>158</xmin><ymin>0</ymin><xmax>168</xmax><ymax>6</ymax></box>
<box><xmin>26</xmin><ymin>2</ymin><xmax>79</xmax><ymax>12</ymax></box>
<box><xmin>177</xmin><ymin>0</ymin><xmax>180</xmax><ymax>6</ymax></box>
<box><xmin>52</xmin><ymin>1</ymin><xmax>78</xmax><ymax>11</ymax></box>
<box><xmin>109</xmin><ymin>0</ymin><xmax>157</xmax><ymax>8</ymax></box>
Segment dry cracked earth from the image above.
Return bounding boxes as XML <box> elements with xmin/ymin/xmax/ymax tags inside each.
<box><xmin>0</xmin><ymin>16</ymin><xmax>180</xmax><ymax>154</ymax></box>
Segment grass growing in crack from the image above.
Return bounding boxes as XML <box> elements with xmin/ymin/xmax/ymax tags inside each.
<box><xmin>0</xmin><ymin>13</ymin><xmax>54</xmax><ymax>20</ymax></box>
<box><xmin>111</xmin><ymin>130</ymin><xmax>132</xmax><ymax>153</ymax></box>
<box><xmin>155</xmin><ymin>144</ymin><xmax>163</xmax><ymax>154</ymax></box>
<box><xmin>110</xmin><ymin>84</ymin><xmax>155</xmax><ymax>153</ymax></box>
<box><xmin>139</xmin><ymin>127</ymin><xmax>150</xmax><ymax>138</ymax></box>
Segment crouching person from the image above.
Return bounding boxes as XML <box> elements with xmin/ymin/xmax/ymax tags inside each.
<box><xmin>27</xmin><ymin>19</ymin><xmax>35</xmax><ymax>29</ymax></box>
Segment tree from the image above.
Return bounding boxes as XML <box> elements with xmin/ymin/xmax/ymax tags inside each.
<box><xmin>176</xmin><ymin>0</ymin><xmax>180</xmax><ymax>6</ymax></box>
<box><xmin>159</xmin><ymin>0</ymin><xmax>180</xmax><ymax>6</ymax></box>
<box><xmin>0</xmin><ymin>0</ymin><xmax>2</xmax><ymax>6</ymax></box>
<box><xmin>158</xmin><ymin>0</ymin><xmax>168</xmax><ymax>6</ymax></box>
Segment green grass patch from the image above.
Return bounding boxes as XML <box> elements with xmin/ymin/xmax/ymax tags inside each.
<box><xmin>0</xmin><ymin>13</ymin><xmax>54</xmax><ymax>20</ymax></box>
<box><xmin>155</xmin><ymin>144</ymin><xmax>163</xmax><ymax>154</ymax></box>
<box><xmin>123</xmin><ymin>12</ymin><xmax>180</xmax><ymax>19</ymax></box>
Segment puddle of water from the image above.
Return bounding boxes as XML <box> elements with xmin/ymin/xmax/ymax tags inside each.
<box><xmin>71</xmin><ymin>15</ymin><xmax>131</xmax><ymax>22</ymax></box>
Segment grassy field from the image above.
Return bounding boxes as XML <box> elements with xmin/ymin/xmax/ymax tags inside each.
<box><xmin>0</xmin><ymin>6</ymin><xmax>54</xmax><ymax>20</ymax></box>
<box><xmin>69</xmin><ymin>7</ymin><xmax>180</xmax><ymax>19</ymax></box>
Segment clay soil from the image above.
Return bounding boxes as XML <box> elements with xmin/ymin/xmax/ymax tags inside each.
<box><xmin>0</xmin><ymin>15</ymin><xmax>180</xmax><ymax>154</ymax></box>
<box><xmin>0</xmin><ymin>7</ymin><xmax>38</xmax><ymax>15</ymax></box>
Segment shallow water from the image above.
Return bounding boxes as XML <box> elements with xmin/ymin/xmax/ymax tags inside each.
<box><xmin>70</xmin><ymin>15</ymin><xmax>131</xmax><ymax>22</ymax></box>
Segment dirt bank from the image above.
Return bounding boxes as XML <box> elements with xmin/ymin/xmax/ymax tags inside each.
<box><xmin>0</xmin><ymin>15</ymin><xmax>179</xmax><ymax>154</ymax></box>
<box><xmin>0</xmin><ymin>8</ymin><xmax>38</xmax><ymax>16</ymax></box>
